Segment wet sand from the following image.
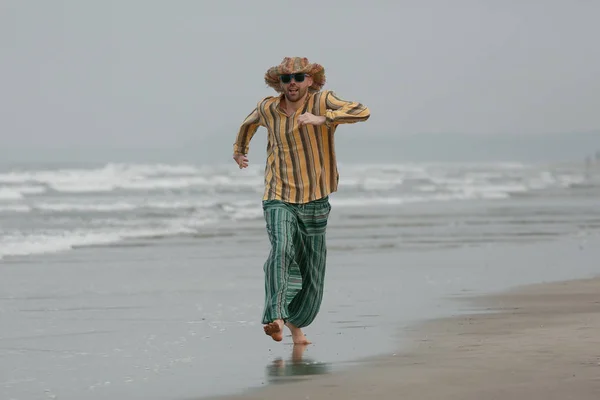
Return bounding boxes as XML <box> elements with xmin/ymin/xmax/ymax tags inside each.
<box><xmin>210</xmin><ymin>276</ymin><xmax>600</xmax><ymax>400</ymax></box>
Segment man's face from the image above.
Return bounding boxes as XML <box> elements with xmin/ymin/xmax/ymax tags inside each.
<box><xmin>280</xmin><ymin>73</ymin><xmax>313</xmax><ymax>102</ymax></box>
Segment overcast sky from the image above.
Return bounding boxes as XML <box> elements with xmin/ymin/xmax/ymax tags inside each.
<box><xmin>1</xmin><ymin>0</ymin><xmax>599</xmax><ymax>163</ymax></box>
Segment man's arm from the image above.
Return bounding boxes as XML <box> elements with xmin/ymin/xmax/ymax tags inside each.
<box><xmin>233</xmin><ymin>107</ymin><xmax>262</xmax><ymax>156</ymax></box>
<box><xmin>324</xmin><ymin>91</ymin><xmax>370</xmax><ymax>127</ymax></box>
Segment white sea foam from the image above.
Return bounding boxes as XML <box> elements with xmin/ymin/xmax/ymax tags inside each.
<box><xmin>0</xmin><ymin>185</ymin><xmax>47</xmax><ymax>196</ymax></box>
<box><xmin>0</xmin><ymin>188</ymin><xmax>23</xmax><ymax>200</ymax></box>
<box><xmin>29</xmin><ymin>199</ymin><xmax>255</xmax><ymax>214</ymax></box>
<box><xmin>0</xmin><ymin>231</ymin><xmax>126</xmax><ymax>259</ymax></box>
<box><xmin>48</xmin><ymin>182</ymin><xmax>118</xmax><ymax>193</ymax></box>
<box><xmin>0</xmin><ymin>163</ymin><xmax>201</xmax><ymax>183</ymax></box>
<box><xmin>0</xmin><ymin>204</ymin><xmax>32</xmax><ymax>213</ymax></box>
<box><xmin>35</xmin><ymin>202</ymin><xmax>139</xmax><ymax>212</ymax></box>
<box><xmin>0</xmin><ymin>163</ymin><xmax>207</xmax><ymax>193</ymax></box>
<box><xmin>0</xmin><ymin>162</ymin><xmax>581</xmax><ymax>196</ymax></box>
<box><xmin>0</xmin><ymin>161</ymin><xmax>594</xmax><ymax>260</ymax></box>
<box><xmin>227</xmin><ymin>207</ymin><xmax>264</xmax><ymax>221</ymax></box>
<box><xmin>329</xmin><ymin>192</ymin><xmax>508</xmax><ymax>207</ymax></box>
<box><xmin>0</xmin><ymin>223</ymin><xmax>210</xmax><ymax>260</ymax></box>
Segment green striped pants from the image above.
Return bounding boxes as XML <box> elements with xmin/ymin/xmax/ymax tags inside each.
<box><xmin>261</xmin><ymin>196</ymin><xmax>331</xmax><ymax>328</ymax></box>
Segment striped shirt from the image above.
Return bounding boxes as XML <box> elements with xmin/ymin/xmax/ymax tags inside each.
<box><xmin>233</xmin><ymin>89</ymin><xmax>370</xmax><ymax>204</ymax></box>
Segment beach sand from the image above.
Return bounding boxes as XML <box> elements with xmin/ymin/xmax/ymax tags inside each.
<box><xmin>210</xmin><ymin>276</ymin><xmax>600</xmax><ymax>400</ymax></box>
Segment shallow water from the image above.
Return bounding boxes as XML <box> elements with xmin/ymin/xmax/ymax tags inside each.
<box><xmin>2</xmin><ymin>233</ymin><xmax>600</xmax><ymax>400</ymax></box>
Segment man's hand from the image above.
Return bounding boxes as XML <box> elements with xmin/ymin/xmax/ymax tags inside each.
<box><xmin>298</xmin><ymin>113</ymin><xmax>326</xmax><ymax>127</ymax></box>
<box><xmin>233</xmin><ymin>153</ymin><xmax>249</xmax><ymax>169</ymax></box>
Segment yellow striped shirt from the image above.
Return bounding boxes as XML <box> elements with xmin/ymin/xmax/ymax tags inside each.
<box><xmin>233</xmin><ymin>90</ymin><xmax>370</xmax><ymax>204</ymax></box>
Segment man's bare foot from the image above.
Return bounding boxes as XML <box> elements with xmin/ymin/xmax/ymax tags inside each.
<box><xmin>264</xmin><ymin>319</ymin><xmax>284</xmax><ymax>342</ymax></box>
<box><xmin>285</xmin><ymin>322</ymin><xmax>312</xmax><ymax>345</ymax></box>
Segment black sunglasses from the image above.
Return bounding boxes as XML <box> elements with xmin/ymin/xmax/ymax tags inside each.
<box><xmin>279</xmin><ymin>73</ymin><xmax>309</xmax><ymax>84</ymax></box>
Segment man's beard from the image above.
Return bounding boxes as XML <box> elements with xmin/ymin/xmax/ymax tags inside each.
<box><xmin>284</xmin><ymin>86</ymin><xmax>306</xmax><ymax>102</ymax></box>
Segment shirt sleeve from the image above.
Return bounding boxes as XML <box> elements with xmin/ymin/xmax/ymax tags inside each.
<box><xmin>324</xmin><ymin>91</ymin><xmax>371</xmax><ymax>127</ymax></box>
<box><xmin>233</xmin><ymin>106</ymin><xmax>263</xmax><ymax>155</ymax></box>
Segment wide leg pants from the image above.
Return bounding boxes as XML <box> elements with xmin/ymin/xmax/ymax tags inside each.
<box><xmin>261</xmin><ymin>196</ymin><xmax>331</xmax><ymax>328</ymax></box>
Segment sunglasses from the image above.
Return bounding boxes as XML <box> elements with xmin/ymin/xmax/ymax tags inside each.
<box><xmin>279</xmin><ymin>73</ymin><xmax>309</xmax><ymax>84</ymax></box>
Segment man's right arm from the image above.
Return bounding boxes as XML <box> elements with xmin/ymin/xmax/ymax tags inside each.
<box><xmin>233</xmin><ymin>106</ymin><xmax>262</xmax><ymax>157</ymax></box>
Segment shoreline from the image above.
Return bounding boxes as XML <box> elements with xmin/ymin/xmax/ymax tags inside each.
<box><xmin>207</xmin><ymin>275</ymin><xmax>600</xmax><ymax>400</ymax></box>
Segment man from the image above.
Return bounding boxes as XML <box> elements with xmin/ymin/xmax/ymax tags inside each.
<box><xmin>232</xmin><ymin>57</ymin><xmax>370</xmax><ymax>344</ymax></box>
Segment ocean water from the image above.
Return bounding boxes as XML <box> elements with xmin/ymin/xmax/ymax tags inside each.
<box><xmin>1</xmin><ymin>160</ymin><xmax>599</xmax><ymax>260</ymax></box>
<box><xmin>3</xmin><ymin>160</ymin><xmax>600</xmax><ymax>399</ymax></box>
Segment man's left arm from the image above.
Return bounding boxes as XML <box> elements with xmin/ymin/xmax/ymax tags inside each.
<box><xmin>324</xmin><ymin>90</ymin><xmax>370</xmax><ymax>126</ymax></box>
